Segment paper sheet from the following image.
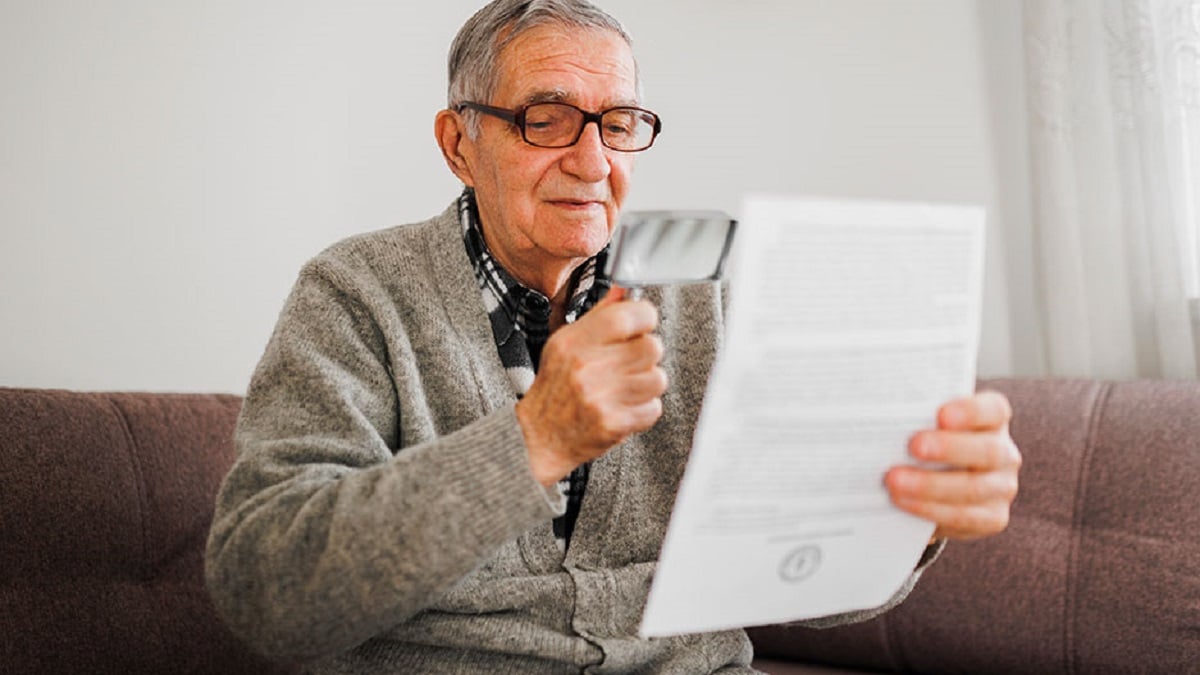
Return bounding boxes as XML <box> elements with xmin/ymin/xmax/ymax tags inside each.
<box><xmin>640</xmin><ymin>195</ymin><xmax>985</xmax><ymax>637</ymax></box>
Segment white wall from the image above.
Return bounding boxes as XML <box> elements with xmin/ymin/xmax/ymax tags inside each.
<box><xmin>1</xmin><ymin>0</ymin><xmax>1018</xmax><ymax>392</ymax></box>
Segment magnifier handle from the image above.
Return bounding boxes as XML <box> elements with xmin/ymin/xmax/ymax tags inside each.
<box><xmin>626</xmin><ymin>287</ymin><xmax>644</xmax><ymax>301</ymax></box>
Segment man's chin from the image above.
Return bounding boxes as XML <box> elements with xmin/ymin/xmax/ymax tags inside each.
<box><xmin>555</xmin><ymin>229</ymin><xmax>612</xmax><ymax>261</ymax></box>
<box><xmin>535</xmin><ymin>206</ymin><xmax>615</xmax><ymax>255</ymax></box>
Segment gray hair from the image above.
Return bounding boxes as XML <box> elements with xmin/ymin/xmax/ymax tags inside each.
<box><xmin>447</xmin><ymin>0</ymin><xmax>638</xmax><ymax>137</ymax></box>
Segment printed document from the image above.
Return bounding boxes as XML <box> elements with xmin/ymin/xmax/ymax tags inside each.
<box><xmin>640</xmin><ymin>195</ymin><xmax>985</xmax><ymax>637</ymax></box>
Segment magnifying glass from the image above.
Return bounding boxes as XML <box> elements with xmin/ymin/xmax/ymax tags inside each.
<box><xmin>605</xmin><ymin>210</ymin><xmax>737</xmax><ymax>300</ymax></box>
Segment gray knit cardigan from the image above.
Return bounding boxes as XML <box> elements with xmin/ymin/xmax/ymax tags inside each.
<box><xmin>205</xmin><ymin>203</ymin><xmax>934</xmax><ymax>674</ymax></box>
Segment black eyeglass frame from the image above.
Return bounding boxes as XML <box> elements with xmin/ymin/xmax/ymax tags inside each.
<box><xmin>456</xmin><ymin>101</ymin><xmax>663</xmax><ymax>152</ymax></box>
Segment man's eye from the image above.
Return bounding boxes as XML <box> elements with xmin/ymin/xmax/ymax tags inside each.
<box><xmin>603</xmin><ymin>111</ymin><xmax>638</xmax><ymax>135</ymax></box>
<box><xmin>526</xmin><ymin>114</ymin><xmax>568</xmax><ymax>131</ymax></box>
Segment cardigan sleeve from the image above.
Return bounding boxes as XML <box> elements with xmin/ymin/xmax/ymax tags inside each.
<box><xmin>205</xmin><ymin>252</ymin><xmax>563</xmax><ymax>662</ymax></box>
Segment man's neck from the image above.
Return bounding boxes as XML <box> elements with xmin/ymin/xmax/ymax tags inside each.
<box><xmin>512</xmin><ymin>259</ymin><xmax>578</xmax><ymax>303</ymax></box>
<box><xmin>481</xmin><ymin>236</ymin><xmax>585</xmax><ymax>331</ymax></box>
<box><xmin>516</xmin><ymin>260</ymin><xmax>578</xmax><ymax>332</ymax></box>
<box><xmin>548</xmin><ymin>289</ymin><xmax>571</xmax><ymax>332</ymax></box>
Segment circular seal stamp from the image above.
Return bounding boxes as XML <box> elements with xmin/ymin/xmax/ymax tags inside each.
<box><xmin>778</xmin><ymin>544</ymin><xmax>823</xmax><ymax>583</ymax></box>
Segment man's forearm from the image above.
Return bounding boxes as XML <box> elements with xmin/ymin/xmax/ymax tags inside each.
<box><xmin>206</xmin><ymin>406</ymin><xmax>560</xmax><ymax>661</ymax></box>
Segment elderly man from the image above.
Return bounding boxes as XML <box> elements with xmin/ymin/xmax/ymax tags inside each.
<box><xmin>205</xmin><ymin>1</ymin><xmax>1022</xmax><ymax>673</ymax></box>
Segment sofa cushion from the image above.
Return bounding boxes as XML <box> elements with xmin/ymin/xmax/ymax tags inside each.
<box><xmin>0</xmin><ymin>388</ymin><xmax>294</xmax><ymax>674</ymax></box>
<box><xmin>748</xmin><ymin>378</ymin><xmax>1200</xmax><ymax>673</ymax></box>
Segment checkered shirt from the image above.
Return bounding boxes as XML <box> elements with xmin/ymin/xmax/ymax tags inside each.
<box><xmin>459</xmin><ymin>189</ymin><xmax>611</xmax><ymax>546</ymax></box>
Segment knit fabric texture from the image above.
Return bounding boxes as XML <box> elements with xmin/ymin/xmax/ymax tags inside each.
<box><xmin>205</xmin><ymin>203</ymin><xmax>935</xmax><ymax>674</ymax></box>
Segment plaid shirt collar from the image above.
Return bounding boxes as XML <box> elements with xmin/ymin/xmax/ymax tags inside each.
<box><xmin>459</xmin><ymin>188</ymin><xmax>611</xmax><ymax>353</ymax></box>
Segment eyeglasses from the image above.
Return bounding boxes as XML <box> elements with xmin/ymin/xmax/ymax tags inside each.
<box><xmin>457</xmin><ymin>101</ymin><xmax>662</xmax><ymax>152</ymax></box>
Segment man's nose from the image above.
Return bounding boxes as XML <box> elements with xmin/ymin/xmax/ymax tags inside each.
<box><xmin>559</xmin><ymin>121</ymin><xmax>611</xmax><ymax>183</ymax></box>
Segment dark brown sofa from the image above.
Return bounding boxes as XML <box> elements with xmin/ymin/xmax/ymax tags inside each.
<box><xmin>2</xmin><ymin>378</ymin><xmax>1197</xmax><ymax>673</ymax></box>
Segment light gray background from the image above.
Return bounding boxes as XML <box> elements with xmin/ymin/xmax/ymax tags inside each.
<box><xmin>0</xmin><ymin>0</ymin><xmax>1029</xmax><ymax>392</ymax></box>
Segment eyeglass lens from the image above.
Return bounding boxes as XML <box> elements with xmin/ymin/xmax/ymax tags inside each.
<box><xmin>523</xmin><ymin>103</ymin><xmax>657</xmax><ymax>151</ymax></box>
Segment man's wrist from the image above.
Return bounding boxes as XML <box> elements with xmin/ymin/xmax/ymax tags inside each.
<box><xmin>515</xmin><ymin>399</ymin><xmax>576</xmax><ymax>487</ymax></box>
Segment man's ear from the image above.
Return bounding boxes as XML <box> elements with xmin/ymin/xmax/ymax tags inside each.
<box><xmin>435</xmin><ymin>109</ymin><xmax>476</xmax><ymax>187</ymax></box>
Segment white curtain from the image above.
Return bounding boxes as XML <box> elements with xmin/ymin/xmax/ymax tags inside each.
<box><xmin>1023</xmin><ymin>0</ymin><xmax>1200</xmax><ymax>379</ymax></box>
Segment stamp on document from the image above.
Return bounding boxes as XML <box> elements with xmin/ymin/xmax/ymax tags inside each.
<box><xmin>778</xmin><ymin>544</ymin><xmax>823</xmax><ymax>582</ymax></box>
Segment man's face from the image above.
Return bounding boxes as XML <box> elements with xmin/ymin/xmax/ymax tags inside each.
<box><xmin>461</xmin><ymin>25</ymin><xmax>639</xmax><ymax>284</ymax></box>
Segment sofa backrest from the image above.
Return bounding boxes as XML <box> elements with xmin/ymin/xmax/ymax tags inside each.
<box><xmin>748</xmin><ymin>377</ymin><xmax>1200</xmax><ymax>673</ymax></box>
<box><xmin>5</xmin><ymin>380</ymin><xmax>1197</xmax><ymax>673</ymax></box>
<box><xmin>0</xmin><ymin>388</ymin><xmax>293</xmax><ymax>674</ymax></box>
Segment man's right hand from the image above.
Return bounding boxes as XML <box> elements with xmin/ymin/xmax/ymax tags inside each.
<box><xmin>516</xmin><ymin>287</ymin><xmax>667</xmax><ymax>487</ymax></box>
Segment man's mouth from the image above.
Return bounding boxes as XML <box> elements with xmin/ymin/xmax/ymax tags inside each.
<box><xmin>548</xmin><ymin>198</ymin><xmax>605</xmax><ymax>210</ymax></box>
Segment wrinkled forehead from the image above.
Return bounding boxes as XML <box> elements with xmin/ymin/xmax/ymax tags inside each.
<box><xmin>493</xmin><ymin>24</ymin><xmax>640</xmax><ymax>107</ymax></box>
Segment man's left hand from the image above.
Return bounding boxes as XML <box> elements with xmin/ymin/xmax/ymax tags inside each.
<box><xmin>885</xmin><ymin>391</ymin><xmax>1022</xmax><ymax>541</ymax></box>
